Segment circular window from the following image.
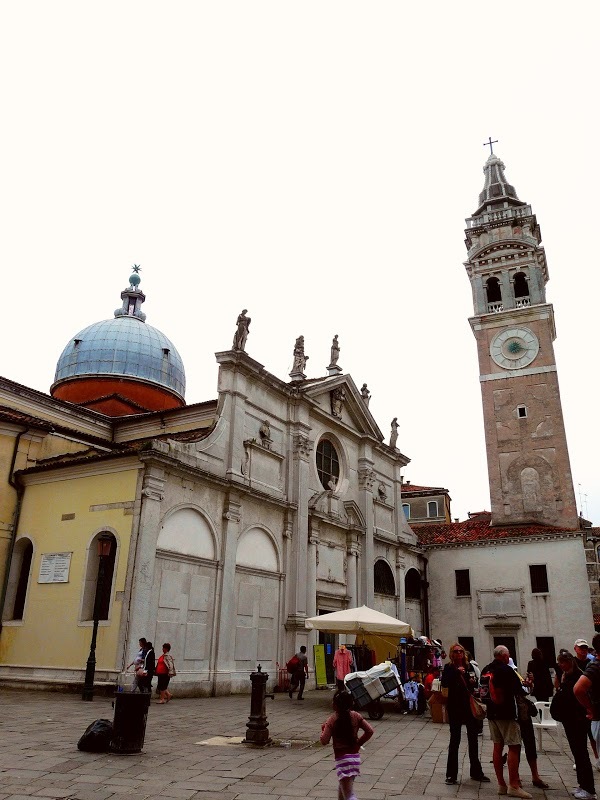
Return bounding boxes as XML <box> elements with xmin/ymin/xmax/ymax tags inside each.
<box><xmin>316</xmin><ymin>438</ymin><xmax>340</xmax><ymax>490</ymax></box>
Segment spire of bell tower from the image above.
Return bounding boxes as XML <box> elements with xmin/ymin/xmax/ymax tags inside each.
<box><xmin>474</xmin><ymin>153</ymin><xmax>525</xmax><ymax>215</ymax></box>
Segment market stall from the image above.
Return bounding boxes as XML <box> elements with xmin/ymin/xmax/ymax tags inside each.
<box><xmin>305</xmin><ymin>606</ymin><xmax>413</xmax><ymax>718</ymax></box>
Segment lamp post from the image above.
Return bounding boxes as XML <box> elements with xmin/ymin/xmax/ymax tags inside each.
<box><xmin>82</xmin><ymin>534</ymin><xmax>113</xmax><ymax>701</ymax></box>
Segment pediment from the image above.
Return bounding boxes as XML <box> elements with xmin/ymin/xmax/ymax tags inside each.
<box><xmin>301</xmin><ymin>375</ymin><xmax>383</xmax><ymax>440</ymax></box>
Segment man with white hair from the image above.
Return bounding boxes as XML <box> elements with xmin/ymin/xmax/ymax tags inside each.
<box><xmin>480</xmin><ymin>645</ymin><xmax>530</xmax><ymax>799</ymax></box>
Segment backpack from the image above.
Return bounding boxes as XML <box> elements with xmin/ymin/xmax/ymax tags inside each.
<box><xmin>164</xmin><ymin>654</ymin><xmax>176</xmax><ymax>677</ymax></box>
<box><xmin>286</xmin><ymin>655</ymin><xmax>300</xmax><ymax>673</ymax></box>
<box><xmin>480</xmin><ymin>667</ymin><xmax>504</xmax><ymax>706</ymax></box>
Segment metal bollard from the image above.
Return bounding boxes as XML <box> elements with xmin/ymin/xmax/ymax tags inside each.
<box><xmin>244</xmin><ymin>664</ymin><xmax>272</xmax><ymax>745</ymax></box>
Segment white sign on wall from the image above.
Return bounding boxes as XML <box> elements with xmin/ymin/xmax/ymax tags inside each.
<box><xmin>38</xmin><ymin>552</ymin><xmax>72</xmax><ymax>584</ymax></box>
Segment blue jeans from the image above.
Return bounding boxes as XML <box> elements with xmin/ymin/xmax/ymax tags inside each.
<box><xmin>446</xmin><ymin>716</ymin><xmax>483</xmax><ymax>780</ymax></box>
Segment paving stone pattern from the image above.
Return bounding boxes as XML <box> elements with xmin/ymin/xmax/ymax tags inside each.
<box><xmin>0</xmin><ymin>688</ymin><xmax>578</xmax><ymax>799</ymax></box>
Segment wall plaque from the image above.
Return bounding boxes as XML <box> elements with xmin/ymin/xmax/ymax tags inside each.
<box><xmin>38</xmin><ymin>552</ymin><xmax>72</xmax><ymax>584</ymax></box>
<box><xmin>477</xmin><ymin>587</ymin><xmax>525</xmax><ymax>618</ymax></box>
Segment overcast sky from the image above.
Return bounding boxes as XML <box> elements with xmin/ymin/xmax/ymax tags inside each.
<box><xmin>1</xmin><ymin>2</ymin><xmax>598</xmax><ymax>525</ymax></box>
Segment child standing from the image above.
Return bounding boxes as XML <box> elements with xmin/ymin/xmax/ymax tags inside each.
<box><xmin>320</xmin><ymin>691</ymin><xmax>374</xmax><ymax>800</ymax></box>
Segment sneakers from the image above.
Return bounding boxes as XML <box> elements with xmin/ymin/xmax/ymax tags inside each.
<box><xmin>498</xmin><ymin>788</ymin><xmax>508</xmax><ymax>796</ymax></box>
<box><xmin>507</xmin><ymin>788</ymin><xmax>532</xmax><ymax>799</ymax></box>
<box><xmin>573</xmin><ymin>790</ymin><xmax>597</xmax><ymax>800</ymax></box>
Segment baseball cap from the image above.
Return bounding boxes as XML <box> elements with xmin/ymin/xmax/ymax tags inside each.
<box><xmin>574</xmin><ymin>638</ymin><xmax>589</xmax><ymax>648</ymax></box>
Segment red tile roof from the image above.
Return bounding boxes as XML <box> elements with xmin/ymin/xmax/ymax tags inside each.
<box><xmin>414</xmin><ymin>511</ymin><xmax>577</xmax><ymax>546</ymax></box>
<box><xmin>0</xmin><ymin>406</ymin><xmax>54</xmax><ymax>430</ymax></box>
<box><xmin>401</xmin><ymin>483</ymin><xmax>449</xmax><ymax>494</ymax></box>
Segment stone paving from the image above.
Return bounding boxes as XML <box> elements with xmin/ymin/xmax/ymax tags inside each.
<box><xmin>0</xmin><ymin>687</ymin><xmax>580</xmax><ymax>799</ymax></box>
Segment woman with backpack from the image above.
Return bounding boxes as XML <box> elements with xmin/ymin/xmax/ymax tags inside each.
<box><xmin>155</xmin><ymin>642</ymin><xmax>176</xmax><ymax>704</ymax></box>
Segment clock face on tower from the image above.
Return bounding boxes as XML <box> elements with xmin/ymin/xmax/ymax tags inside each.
<box><xmin>490</xmin><ymin>327</ymin><xmax>539</xmax><ymax>370</ymax></box>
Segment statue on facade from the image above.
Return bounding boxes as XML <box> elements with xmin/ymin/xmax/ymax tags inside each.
<box><xmin>327</xmin><ymin>334</ymin><xmax>342</xmax><ymax>375</ymax></box>
<box><xmin>331</xmin><ymin>386</ymin><xmax>346</xmax><ymax>418</ymax></box>
<box><xmin>232</xmin><ymin>309</ymin><xmax>251</xmax><ymax>351</ymax></box>
<box><xmin>360</xmin><ymin>383</ymin><xmax>371</xmax><ymax>406</ymax></box>
<box><xmin>290</xmin><ymin>335</ymin><xmax>309</xmax><ymax>378</ymax></box>
<box><xmin>390</xmin><ymin>417</ymin><xmax>399</xmax><ymax>449</ymax></box>
<box><xmin>259</xmin><ymin>419</ymin><xmax>272</xmax><ymax>449</ymax></box>
<box><xmin>329</xmin><ymin>335</ymin><xmax>340</xmax><ymax>366</ymax></box>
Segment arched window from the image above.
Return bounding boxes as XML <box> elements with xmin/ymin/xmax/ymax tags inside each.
<box><xmin>316</xmin><ymin>438</ymin><xmax>340</xmax><ymax>490</ymax></box>
<box><xmin>427</xmin><ymin>500</ymin><xmax>438</xmax><ymax>518</ymax></box>
<box><xmin>405</xmin><ymin>568</ymin><xmax>421</xmax><ymax>600</ymax></box>
<box><xmin>374</xmin><ymin>560</ymin><xmax>395</xmax><ymax>596</ymax></box>
<box><xmin>3</xmin><ymin>537</ymin><xmax>34</xmax><ymax>621</ymax></box>
<box><xmin>486</xmin><ymin>277</ymin><xmax>502</xmax><ymax>303</ymax></box>
<box><xmin>513</xmin><ymin>272</ymin><xmax>529</xmax><ymax>299</ymax></box>
<box><xmin>402</xmin><ymin>503</ymin><xmax>410</xmax><ymax>520</ymax></box>
<box><xmin>81</xmin><ymin>532</ymin><xmax>117</xmax><ymax>621</ymax></box>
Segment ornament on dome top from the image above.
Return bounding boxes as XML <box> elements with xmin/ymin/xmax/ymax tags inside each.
<box><xmin>129</xmin><ymin>264</ymin><xmax>142</xmax><ymax>287</ymax></box>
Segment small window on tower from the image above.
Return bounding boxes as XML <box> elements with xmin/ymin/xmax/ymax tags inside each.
<box><xmin>514</xmin><ymin>272</ymin><xmax>530</xmax><ymax>298</ymax></box>
<box><xmin>517</xmin><ymin>405</ymin><xmax>527</xmax><ymax>418</ymax></box>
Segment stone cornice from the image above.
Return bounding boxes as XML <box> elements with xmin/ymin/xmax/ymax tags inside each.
<box><xmin>139</xmin><ymin>446</ymin><xmax>296</xmax><ymax>512</ymax></box>
<box><xmin>420</xmin><ymin>530</ymin><xmax>582</xmax><ymax>551</ymax></box>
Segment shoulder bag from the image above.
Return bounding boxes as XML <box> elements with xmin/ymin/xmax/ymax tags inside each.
<box><xmin>459</xmin><ymin>670</ymin><xmax>487</xmax><ymax>720</ymax></box>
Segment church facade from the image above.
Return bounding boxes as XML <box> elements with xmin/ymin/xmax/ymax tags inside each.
<box><xmin>0</xmin><ymin>275</ymin><xmax>425</xmax><ymax>694</ymax></box>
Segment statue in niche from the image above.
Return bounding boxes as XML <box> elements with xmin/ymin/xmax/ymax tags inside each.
<box><xmin>259</xmin><ymin>420</ymin><xmax>272</xmax><ymax>449</ymax></box>
<box><xmin>328</xmin><ymin>335</ymin><xmax>340</xmax><ymax>367</ymax></box>
<box><xmin>521</xmin><ymin>466</ymin><xmax>543</xmax><ymax>512</ymax></box>
<box><xmin>290</xmin><ymin>335</ymin><xmax>309</xmax><ymax>375</ymax></box>
<box><xmin>378</xmin><ymin>482</ymin><xmax>388</xmax><ymax>502</ymax></box>
<box><xmin>360</xmin><ymin>383</ymin><xmax>371</xmax><ymax>406</ymax></box>
<box><xmin>331</xmin><ymin>386</ymin><xmax>346</xmax><ymax>418</ymax></box>
<box><xmin>232</xmin><ymin>309</ymin><xmax>251</xmax><ymax>351</ymax></box>
<box><xmin>390</xmin><ymin>417</ymin><xmax>399</xmax><ymax>449</ymax></box>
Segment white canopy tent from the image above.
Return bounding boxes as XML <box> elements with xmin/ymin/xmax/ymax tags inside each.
<box><xmin>304</xmin><ymin>605</ymin><xmax>413</xmax><ymax>637</ymax></box>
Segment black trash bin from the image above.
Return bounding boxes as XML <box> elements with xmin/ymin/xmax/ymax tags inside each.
<box><xmin>110</xmin><ymin>692</ymin><xmax>151</xmax><ymax>754</ymax></box>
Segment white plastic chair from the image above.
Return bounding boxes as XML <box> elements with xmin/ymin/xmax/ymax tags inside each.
<box><xmin>531</xmin><ymin>701</ymin><xmax>564</xmax><ymax>753</ymax></box>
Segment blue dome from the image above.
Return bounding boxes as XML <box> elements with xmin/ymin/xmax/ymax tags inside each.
<box><xmin>53</xmin><ymin>316</ymin><xmax>186</xmax><ymax>400</ymax></box>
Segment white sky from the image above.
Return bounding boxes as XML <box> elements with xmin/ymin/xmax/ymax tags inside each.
<box><xmin>1</xmin><ymin>2</ymin><xmax>598</xmax><ymax>525</ymax></box>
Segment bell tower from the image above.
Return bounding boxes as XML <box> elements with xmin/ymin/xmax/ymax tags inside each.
<box><xmin>465</xmin><ymin>150</ymin><xmax>578</xmax><ymax>529</ymax></box>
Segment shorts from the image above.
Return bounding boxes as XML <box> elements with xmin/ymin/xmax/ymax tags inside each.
<box><xmin>157</xmin><ymin>674</ymin><xmax>171</xmax><ymax>691</ymax></box>
<box><xmin>489</xmin><ymin>719</ymin><xmax>522</xmax><ymax>746</ymax></box>
<box><xmin>335</xmin><ymin>753</ymin><xmax>361</xmax><ymax>779</ymax></box>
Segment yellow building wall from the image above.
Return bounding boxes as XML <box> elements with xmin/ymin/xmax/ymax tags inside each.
<box><xmin>0</xmin><ymin>466</ymin><xmax>139</xmax><ymax>672</ymax></box>
<box><xmin>0</xmin><ymin>428</ymin><xmax>93</xmax><ymax>600</ymax></box>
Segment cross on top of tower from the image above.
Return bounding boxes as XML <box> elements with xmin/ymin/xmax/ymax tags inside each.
<box><xmin>483</xmin><ymin>136</ymin><xmax>498</xmax><ymax>155</ymax></box>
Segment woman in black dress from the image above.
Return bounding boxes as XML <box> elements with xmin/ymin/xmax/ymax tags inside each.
<box><xmin>441</xmin><ymin>643</ymin><xmax>489</xmax><ymax>785</ymax></box>
<box><xmin>526</xmin><ymin>648</ymin><xmax>553</xmax><ymax>701</ymax></box>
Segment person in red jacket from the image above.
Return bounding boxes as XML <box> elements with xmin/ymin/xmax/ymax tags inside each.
<box><xmin>333</xmin><ymin>644</ymin><xmax>354</xmax><ymax>691</ymax></box>
<box><xmin>320</xmin><ymin>691</ymin><xmax>373</xmax><ymax>800</ymax></box>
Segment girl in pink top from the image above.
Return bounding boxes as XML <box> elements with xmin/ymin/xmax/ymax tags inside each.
<box><xmin>320</xmin><ymin>691</ymin><xmax>374</xmax><ymax>800</ymax></box>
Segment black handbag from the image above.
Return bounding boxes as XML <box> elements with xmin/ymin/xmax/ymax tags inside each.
<box><xmin>549</xmin><ymin>689</ymin><xmax>570</xmax><ymax>722</ymax></box>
